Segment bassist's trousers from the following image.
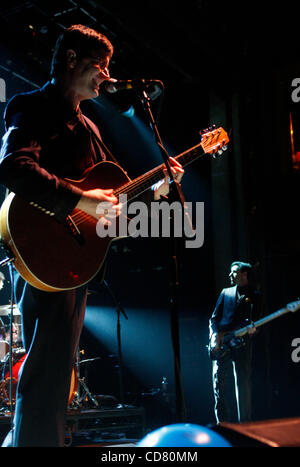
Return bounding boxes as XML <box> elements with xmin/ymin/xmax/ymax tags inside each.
<box><xmin>212</xmin><ymin>343</ymin><xmax>252</xmax><ymax>423</ymax></box>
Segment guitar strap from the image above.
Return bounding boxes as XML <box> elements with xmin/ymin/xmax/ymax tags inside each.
<box><xmin>80</xmin><ymin>115</ymin><xmax>121</xmax><ymax>285</ymax></box>
<box><xmin>82</xmin><ymin>115</ymin><xmax>122</xmax><ymax>167</ymax></box>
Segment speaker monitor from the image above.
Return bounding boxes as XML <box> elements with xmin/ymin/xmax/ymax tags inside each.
<box><xmin>212</xmin><ymin>417</ymin><xmax>300</xmax><ymax>447</ymax></box>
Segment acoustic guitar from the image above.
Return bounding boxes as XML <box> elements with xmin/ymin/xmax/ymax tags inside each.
<box><xmin>0</xmin><ymin>126</ymin><xmax>229</xmax><ymax>291</ymax></box>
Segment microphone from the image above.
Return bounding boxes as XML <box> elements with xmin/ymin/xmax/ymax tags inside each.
<box><xmin>104</xmin><ymin>78</ymin><xmax>163</xmax><ymax>94</ymax></box>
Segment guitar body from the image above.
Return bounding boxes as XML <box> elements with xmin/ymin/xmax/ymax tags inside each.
<box><xmin>208</xmin><ymin>332</ymin><xmax>246</xmax><ymax>361</ymax></box>
<box><xmin>0</xmin><ymin>161</ymin><xmax>131</xmax><ymax>292</ymax></box>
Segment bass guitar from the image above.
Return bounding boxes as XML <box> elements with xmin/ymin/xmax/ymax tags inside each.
<box><xmin>0</xmin><ymin>126</ymin><xmax>228</xmax><ymax>292</ymax></box>
<box><xmin>208</xmin><ymin>299</ymin><xmax>300</xmax><ymax>360</ymax></box>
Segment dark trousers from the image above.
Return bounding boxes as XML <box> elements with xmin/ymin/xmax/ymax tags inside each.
<box><xmin>3</xmin><ymin>271</ymin><xmax>88</xmax><ymax>447</ymax></box>
<box><xmin>212</xmin><ymin>343</ymin><xmax>252</xmax><ymax>424</ymax></box>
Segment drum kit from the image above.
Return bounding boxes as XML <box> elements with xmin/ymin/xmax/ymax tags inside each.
<box><xmin>0</xmin><ymin>304</ymin><xmax>23</xmax><ymax>413</ymax></box>
<box><xmin>0</xmin><ymin>303</ymin><xmax>101</xmax><ymax>413</ymax></box>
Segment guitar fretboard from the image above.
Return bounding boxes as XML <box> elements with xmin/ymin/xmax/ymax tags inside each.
<box><xmin>235</xmin><ymin>303</ymin><xmax>299</xmax><ymax>337</ymax></box>
<box><xmin>114</xmin><ymin>142</ymin><xmax>204</xmax><ymax>201</ymax></box>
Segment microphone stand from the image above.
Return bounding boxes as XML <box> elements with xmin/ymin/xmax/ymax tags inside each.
<box><xmin>137</xmin><ymin>87</ymin><xmax>187</xmax><ymax>422</ymax></box>
<box><xmin>102</xmin><ymin>280</ymin><xmax>128</xmax><ymax>406</ymax></box>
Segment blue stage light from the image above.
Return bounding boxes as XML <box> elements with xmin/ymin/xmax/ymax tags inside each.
<box><xmin>121</xmin><ymin>105</ymin><xmax>135</xmax><ymax>118</ymax></box>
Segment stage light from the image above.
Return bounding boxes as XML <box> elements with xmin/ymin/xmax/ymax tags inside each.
<box><xmin>137</xmin><ymin>423</ymin><xmax>232</xmax><ymax>447</ymax></box>
<box><xmin>84</xmin><ymin>305</ymin><xmax>117</xmax><ymax>348</ymax></box>
<box><xmin>84</xmin><ymin>305</ymin><xmax>173</xmax><ymax>389</ymax></box>
<box><xmin>121</xmin><ymin>105</ymin><xmax>135</xmax><ymax>118</ymax></box>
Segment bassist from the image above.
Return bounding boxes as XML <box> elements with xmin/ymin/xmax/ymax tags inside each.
<box><xmin>209</xmin><ymin>261</ymin><xmax>261</xmax><ymax>424</ymax></box>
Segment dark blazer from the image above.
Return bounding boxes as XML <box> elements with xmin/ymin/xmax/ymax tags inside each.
<box><xmin>209</xmin><ymin>286</ymin><xmax>237</xmax><ymax>334</ymax></box>
<box><xmin>209</xmin><ymin>285</ymin><xmax>261</xmax><ymax>335</ymax></box>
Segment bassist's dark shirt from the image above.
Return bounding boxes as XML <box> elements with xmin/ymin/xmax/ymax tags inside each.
<box><xmin>0</xmin><ymin>81</ymin><xmax>107</xmax><ymax>222</ymax></box>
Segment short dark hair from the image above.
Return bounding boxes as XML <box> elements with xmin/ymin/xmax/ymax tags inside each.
<box><xmin>50</xmin><ymin>24</ymin><xmax>114</xmax><ymax>78</ymax></box>
<box><xmin>231</xmin><ymin>261</ymin><xmax>252</xmax><ymax>275</ymax></box>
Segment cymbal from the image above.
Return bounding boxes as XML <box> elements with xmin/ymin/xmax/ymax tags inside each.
<box><xmin>0</xmin><ymin>305</ymin><xmax>21</xmax><ymax>316</ymax></box>
<box><xmin>79</xmin><ymin>357</ymin><xmax>101</xmax><ymax>365</ymax></box>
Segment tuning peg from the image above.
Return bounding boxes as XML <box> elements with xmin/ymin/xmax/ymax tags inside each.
<box><xmin>199</xmin><ymin>124</ymin><xmax>218</xmax><ymax>135</ymax></box>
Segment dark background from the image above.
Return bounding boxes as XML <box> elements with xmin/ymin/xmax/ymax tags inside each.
<box><xmin>0</xmin><ymin>0</ymin><xmax>300</xmax><ymax>429</ymax></box>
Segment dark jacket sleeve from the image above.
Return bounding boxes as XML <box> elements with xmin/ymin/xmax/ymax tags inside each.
<box><xmin>0</xmin><ymin>94</ymin><xmax>83</xmax><ymax>222</ymax></box>
<box><xmin>209</xmin><ymin>290</ymin><xmax>225</xmax><ymax>335</ymax></box>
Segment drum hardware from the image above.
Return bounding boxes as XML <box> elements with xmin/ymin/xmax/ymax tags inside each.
<box><xmin>0</xmin><ymin>348</ymin><xmax>26</xmax><ymax>412</ymax></box>
<box><xmin>87</xmin><ymin>279</ymin><xmax>127</xmax><ymax>407</ymax></box>
<box><xmin>0</xmin><ymin>252</ymin><xmax>15</xmax><ymax>269</ymax></box>
<box><xmin>0</xmin><ymin>340</ymin><xmax>9</xmax><ymax>360</ymax></box>
<box><xmin>2</xmin><ymin>261</ymin><xmax>16</xmax><ymax>423</ymax></box>
<box><xmin>68</xmin><ymin>352</ymin><xmax>101</xmax><ymax>409</ymax></box>
<box><xmin>0</xmin><ymin>261</ymin><xmax>15</xmax><ymax>454</ymax></box>
<box><xmin>0</xmin><ymin>254</ymin><xmax>21</xmax><ymax>429</ymax></box>
<box><xmin>0</xmin><ymin>320</ymin><xmax>23</xmax><ymax>398</ymax></box>
<box><xmin>0</xmin><ymin>351</ymin><xmax>81</xmax><ymax>411</ymax></box>
<box><xmin>0</xmin><ymin>305</ymin><xmax>21</xmax><ymax>316</ymax></box>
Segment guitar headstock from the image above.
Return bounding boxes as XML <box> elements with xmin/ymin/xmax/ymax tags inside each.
<box><xmin>200</xmin><ymin>125</ymin><xmax>229</xmax><ymax>157</ymax></box>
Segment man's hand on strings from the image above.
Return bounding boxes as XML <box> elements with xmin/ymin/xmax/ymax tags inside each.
<box><xmin>247</xmin><ymin>323</ymin><xmax>257</xmax><ymax>336</ymax></box>
<box><xmin>76</xmin><ymin>188</ymin><xmax>122</xmax><ymax>222</ymax></box>
<box><xmin>153</xmin><ymin>157</ymin><xmax>184</xmax><ymax>200</ymax></box>
<box><xmin>76</xmin><ymin>156</ymin><xmax>184</xmax><ymax>222</ymax></box>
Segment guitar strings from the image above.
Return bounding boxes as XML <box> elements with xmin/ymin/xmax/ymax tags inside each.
<box><xmin>70</xmin><ymin>146</ymin><xmax>204</xmax><ymax>227</ymax></box>
<box><xmin>114</xmin><ymin>144</ymin><xmax>204</xmax><ymax>197</ymax></box>
<box><xmin>69</xmin><ymin>143</ymin><xmax>207</xmax><ymax>227</ymax></box>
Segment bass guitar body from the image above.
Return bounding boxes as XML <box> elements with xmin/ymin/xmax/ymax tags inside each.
<box><xmin>208</xmin><ymin>332</ymin><xmax>246</xmax><ymax>361</ymax></box>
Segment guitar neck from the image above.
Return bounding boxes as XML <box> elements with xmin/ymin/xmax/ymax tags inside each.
<box><xmin>234</xmin><ymin>306</ymin><xmax>293</xmax><ymax>338</ymax></box>
<box><xmin>114</xmin><ymin>142</ymin><xmax>204</xmax><ymax>201</ymax></box>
